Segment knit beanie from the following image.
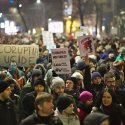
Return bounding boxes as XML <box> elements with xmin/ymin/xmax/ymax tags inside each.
<box><xmin>0</xmin><ymin>80</ymin><xmax>10</xmax><ymax>93</ymax></box>
<box><xmin>72</xmin><ymin>72</ymin><xmax>83</xmax><ymax>80</ymax></box>
<box><xmin>34</xmin><ymin>78</ymin><xmax>45</xmax><ymax>87</ymax></box>
<box><xmin>76</xmin><ymin>59</ymin><xmax>85</xmax><ymax>70</ymax></box>
<box><xmin>91</xmin><ymin>72</ymin><xmax>101</xmax><ymax>80</ymax></box>
<box><xmin>31</xmin><ymin>69</ymin><xmax>42</xmax><ymax>78</ymax></box>
<box><xmin>79</xmin><ymin>91</ymin><xmax>93</xmax><ymax>103</ymax></box>
<box><xmin>51</xmin><ymin>77</ymin><xmax>65</xmax><ymax>90</ymax></box>
<box><xmin>56</xmin><ymin>96</ymin><xmax>73</xmax><ymax>111</ymax></box>
<box><xmin>98</xmin><ymin>64</ymin><xmax>108</xmax><ymax>77</ymax></box>
<box><xmin>84</xmin><ymin>113</ymin><xmax>109</xmax><ymax>125</ymax></box>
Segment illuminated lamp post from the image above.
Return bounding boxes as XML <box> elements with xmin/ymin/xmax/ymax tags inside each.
<box><xmin>16</xmin><ymin>0</ymin><xmax>28</xmax><ymax>32</ymax></box>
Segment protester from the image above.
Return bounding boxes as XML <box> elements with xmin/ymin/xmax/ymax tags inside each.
<box><xmin>20</xmin><ymin>92</ymin><xmax>61</xmax><ymax>125</ymax></box>
<box><xmin>91</xmin><ymin>88</ymin><xmax>125</xmax><ymax>125</ymax></box>
<box><xmin>104</xmin><ymin>72</ymin><xmax>125</xmax><ymax>110</ymax></box>
<box><xmin>84</xmin><ymin>113</ymin><xmax>109</xmax><ymax>125</ymax></box>
<box><xmin>77</xmin><ymin>91</ymin><xmax>93</xmax><ymax>125</ymax></box>
<box><xmin>22</xmin><ymin>77</ymin><xmax>46</xmax><ymax>118</ymax></box>
<box><xmin>65</xmin><ymin>76</ymin><xmax>80</xmax><ymax>104</ymax></box>
<box><xmin>0</xmin><ymin>80</ymin><xmax>17</xmax><ymax>125</ymax></box>
<box><xmin>91</xmin><ymin>71</ymin><xmax>105</xmax><ymax>102</ymax></box>
<box><xmin>55</xmin><ymin>95</ymin><xmax>80</xmax><ymax>125</ymax></box>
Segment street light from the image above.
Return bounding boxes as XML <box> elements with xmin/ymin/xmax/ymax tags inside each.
<box><xmin>36</xmin><ymin>0</ymin><xmax>41</xmax><ymax>4</ymax></box>
<box><xmin>16</xmin><ymin>0</ymin><xmax>28</xmax><ymax>32</ymax></box>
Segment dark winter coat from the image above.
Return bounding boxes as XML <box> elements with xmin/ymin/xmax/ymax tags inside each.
<box><xmin>22</xmin><ymin>91</ymin><xmax>37</xmax><ymax>118</ymax></box>
<box><xmin>20</xmin><ymin>113</ymin><xmax>61</xmax><ymax>125</ymax></box>
<box><xmin>77</xmin><ymin>102</ymin><xmax>92</xmax><ymax>125</ymax></box>
<box><xmin>0</xmin><ymin>99</ymin><xmax>17</xmax><ymax>125</ymax></box>
<box><xmin>92</xmin><ymin>103</ymin><xmax>125</xmax><ymax>125</ymax></box>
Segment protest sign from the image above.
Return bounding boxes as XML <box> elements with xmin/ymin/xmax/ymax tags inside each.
<box><xmin>77</xmin><ymin>35</ymin><xmax>95</xmax><ymax>57</ymax></box>
<box><xmin>51</xmin><ymin>48</ymin><xmax>71</xmax><ymax>74</ymax></box>
<box><xmin>75</xmin><ymin>26</ymin><xmax>89</xmax><ymax>39</ymax></box>
<box><xmin>0</xmin><ymin>45</ymin><xmax>39</xmax><ymax>66</ymax></box>
<box><xmin>42</xmin><ymin>31</ymin><xmax>56</xmax><ymax>52</ymax></box>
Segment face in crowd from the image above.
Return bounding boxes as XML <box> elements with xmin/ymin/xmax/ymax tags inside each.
<box><xmin>54</xmin><ymin>85</ymin><xmax>65</xmax><ymax>95</ymax></box>
<box><xmin>63</xmin><ymin>103</ymin><xmax>74</xmax><ymax>116</ymax></box>
<box><xmin>93</xmin><ymin>77</ymin><xmax>101</xmax><ymax>85</ymax></box>
<box><xmin>102</xmin><ymin>91</ymin><xmax>112</xmax><ymax>106</ymax></box>
<box><xmin>35</xmin><ymin>92</ymin><xmax>54</xmax><ymax>116</ymax></box>
<box><xmin>0</xmin><ymin>86</ymin><xmax>12</xmax><ymax>101</ymax></box>
<box><xmin>66</xmin><ymin>80</ymin><xmax>74</xmax><ymax>91</ymax></box>
<box><xmin>105</xmin><ymin>77</ymin><xmax>116</xmax><ymax>90</ymax></box>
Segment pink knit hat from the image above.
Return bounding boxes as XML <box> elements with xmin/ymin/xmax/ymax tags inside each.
<box><xmin>79</xmin><ymin>91</ymin><xmax>93</xmax><ymax>103</ymax></box>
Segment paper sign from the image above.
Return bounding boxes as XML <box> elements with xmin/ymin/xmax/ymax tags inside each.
<box><xmin>42</xmin><ymin>31</ymin><xmax>56</xmax><ymax>52</ymax></box>
<box><xmin>51</xmin><ymin>48</ymin><xmax>71</xmax><ymax>74</ymax></box>
<box><xmin>0</xmin><ymin>45</ymin><xmax>39</xmax><ymax>66</ymax></box>
<box><xmin>42</xmin><ymin>31</ymin><xmax>54</xmax><ymax>45</ymax></box>
<box><xmin>77</xmin><ymin>35</ymin><xmax>95</xmax><ymax>57</ymax></box>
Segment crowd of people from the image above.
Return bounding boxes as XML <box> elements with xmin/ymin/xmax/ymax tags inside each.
<box><xmin>0</xmin><ymin>33</ymin><xmax>125</xmax><ymax>125</ymax></box>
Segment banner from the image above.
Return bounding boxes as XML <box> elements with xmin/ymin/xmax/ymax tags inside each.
<box><xmin>0</xmin><ymin>45</ymin><xmax>39</xmax><ymax>66</ymax></box>
<box><xmin>51</xmin><ymin>48</ymin><xmax>71</xmax><ymax>74</ymax></box>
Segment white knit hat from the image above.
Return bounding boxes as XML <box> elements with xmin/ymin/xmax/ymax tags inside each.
<box><xmin>51</xmin><ymin>77</ymin><xmax>65</xmax><ymax>90</ymax></box>
<box><xmin>72</xmin><ymin>72</ymin><xmax>83</xmax><ymax>80</ymax></box>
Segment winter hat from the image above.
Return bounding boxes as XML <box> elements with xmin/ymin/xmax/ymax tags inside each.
<box><xmin>119</xmin><ymin>47</ymin><xmax>125</xmax><ymax>55</ymax></box>
<box><xmin>84</xmin><ymin>113</ymin><xmax>109</xmax><ymax>125</ymax></box>
<box><xmin>79</xmin><ymin>91</ymin><xmax>93</xmax><ymax>103</ymax></box>
<box><xmin>0</xmin><ymin>80</ymin><xmax>10</xmax><ymax>93</ymax></box>
<box><xmin>72</xmin><ymin>72</ymin><xmax>83</xmax><ymax>80</ymax></box>
<box><xmin>51</xmin><ymin>77</ymin><xmax>65</xmax><ymax>90</ymax></box>
<box><xmin>56</xmin><ymin>96</ymin><xmax>73</xmax><ymax>111</ymax></box>
<box><xmin>100</xmin><ymin>52</ymin><xmax>108</xmax><ymax>59</ymax></box>
<box><xmin>31</xmin><ymin>69</ymin><xmax>42</xmax><ymax>78</ymax></box>
<box><xmin>76</xmin><ymin>59</ymin><xmax>85</xmax><ymax>70</ymax></box>
<box><xmin>91</xmin><ymin>72</ymin><xmax>101</xmax><ymax>80</ymax></box>
<box><xmin>34</xmin><ymin>78</ymin><xmax>45</xmax><ymax>87</ymax></box>
<box><xmin>97</xmin><ymin>64</ymin><xmax>108</xmax><ymax>77</ymax></box>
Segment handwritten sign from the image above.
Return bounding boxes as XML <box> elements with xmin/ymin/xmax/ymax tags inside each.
<box><xmin>0</xmin><ymin>45</ymin><xmax>39</xmax><ymax>66</ymax></box>
<box><xmin>77</xmin><ymin>35</ymin><xmax>95</xmax><ymax>57</ymax></box>
<box><xmin>51</xmin><ymin>48</ymin><xmax>71</xmax><ymax>74</ymax></box>
<box><xmin>42</xmin><ymin>31</ymin><xmax>56</xmax><ymax>53</ymax></box>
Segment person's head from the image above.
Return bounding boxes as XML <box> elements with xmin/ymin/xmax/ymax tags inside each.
<box><xmin>33</xmin><ymin>77</ymin><xmax>45</xmax><ymax>93</ymax></box>
<box><xmin>118</xmin><ymin>47</ymin><xmax>125</xmax><ymax>57</ymax></box>
<box><xmin>10</xmin><ymin>60</ymin><xmax>17</xmax><ymax>71</ymax></box>
<box><xmin>35</xmin><ymin>92</ymin><xmax>54</xmax><ymax>116</ymax></box>
<box><xmin>31</xmin><ymin>69</ymin><xmax>42</xmax><ymax>83</ymax></box>
<box><xmin>91</xmin><ymin>72</ymin><xmax>101</xmax><ymax>84</ymax></box>
<box><xmin>51</xmin><ymin>77</ymin><xmax>65</xmax><ymax>95</ymax></box>
<box><xmin>104</xmin><ymin>72</ymin><xmax>116</xmax><ymax>90</ymax></box>
<box><xmin>95</xmin><ymin>88</ymin><xmax>120</xmax><ymax>107</ymax></box>
<box><xmin>71</xmin><ymin>72</ymin><xmax>83</xmax><ymax>87</ymax></box>
<box><xmin>84</xmin><ymin>113</ymin><xmax>109</xmax><ymax>125</ymax></box>
<box><xmin>79</xmin><ymin>91</ymin><xmax>93</xmax><ymax>106</ymax></box>
<box><xmin>0</xmin><ymin>80</ymin><xmax>12</xmax><ymax>101</ymax></box>
<box><xmin>76</xmin><ymin>59</ymin><xmax>85</xmax><ymax>71</ymax></box>
<box><xmin>56</xmin><ymin>95</ymin><xmax>74</xmax><ymax>116</ymax></box>
<box><xmin>65</xmin><ymin>77</ymin><xmax>78</xmax><ymax>91</ymax></box>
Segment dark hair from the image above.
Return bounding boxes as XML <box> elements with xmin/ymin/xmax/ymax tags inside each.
<box><xmin>66</xmin><ymin>76</ymin><xmax>78</xmax><ymax>90</ymax></box>
<box><xmin>35</xmin><ymin>92</ymin><xmax>53</xmax><ymax>110</ymax></box>
<box><xmin>104</xmin><ymin>72</ymin><xmax>115</xmax><ymax>83</ymax></box>
<box><xmin>95</xmin><ymin>88</ymin><xmax>120</xmax><ymax>108</ymax></box>
<box><xmin>49</xmin><ymin>116</ymin><xmax>63</xmax><ymax>125</ymax></box>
